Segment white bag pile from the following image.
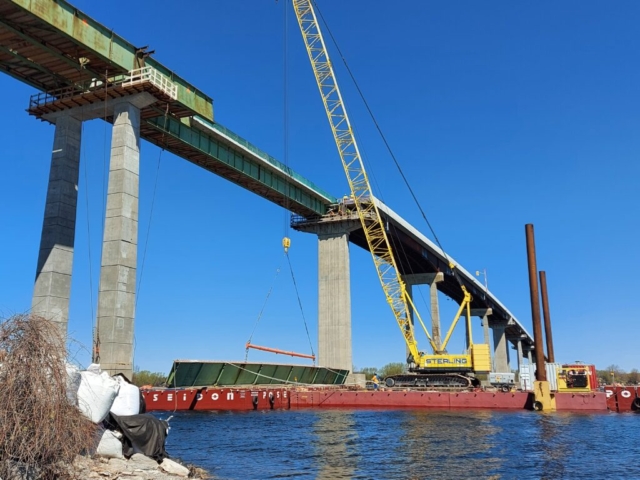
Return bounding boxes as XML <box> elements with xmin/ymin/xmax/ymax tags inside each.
<box><xmin>95</xmin><ymin>428</ymin><xmax>125</xmax><ymax>459</ymax></box>
<box><xmin>67</xmin><ymin>363</ymin><xmax>146</xmax><ymax>459</ymax></box>
<box><xmin>110</xmin><ymin>374</ymin><xmax>141</xmax><ymax>416</ymax></box>
<box><xmin>77</xmin><ymin>365</ymin><xmax>121</xmax><ymax>423</ymax></box>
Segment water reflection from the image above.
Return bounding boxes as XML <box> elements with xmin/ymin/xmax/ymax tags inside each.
<box><xmin>312</xmin><ymin>411</ymin><xmax>358</xmax><ymax>480</ymax></box>
<box><xmin>393</xmin><ymin>410</ymin><xmax>503</xmax><ymax>480</ymax></box>
<box><xmin>162</xmin><ymin>409</ymin><xmax>639</xmax><ymax>480</ymax></box>
<box><xmin>537</xmin><ymin>414</ymin><xmax>569</xmax><ymax>479</ymax></box>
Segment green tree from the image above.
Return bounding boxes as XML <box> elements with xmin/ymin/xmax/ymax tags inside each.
<box><xmin>380</xmin><ymin>362</ymin><xmax>405</xmax><ymax>378</ymax></box>
<box><xmin>597</xmin><ymin>364</ymin><xmax>625</xmax><ymax>385</ymax></box>
<box><xmin>626</xmin><ymin>368</ymin><xmax>639</xmax><ymax>385</ymax></box>
<box><xmin>353</xmin><ymin>366</ymin><xmax>377</xmax><ymax>380</ymax></box>
<box><xmin>131</xmin><ymin>369</ymin><xmax>167</xmax><ymax>387</ymax></box>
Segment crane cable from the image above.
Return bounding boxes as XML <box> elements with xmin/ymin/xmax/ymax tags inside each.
<box><xmin>285</xmin><ymin>247</ymin><xmax>315</xmax><ymax>360</ymax></box>
<box><xmin>246</xmin><ymin>5</ymin><xmax>315</xmax><ymax>362</ymax></box>
<box><xmin>245</xmin><ymin>239</ymin><xmax>315</xmax><ymax>362</ymax></box>
<box><xmin>312</xmin><ymin>1</ymin><xmax>463</xmax><ymax>288</ymax></box>
<box><xmin>282</xmin><ymin>3</ymin><xmax>315</xmax><ymax>360</ymax></box>
<box><xmin>245</xmin><ymin>254</ymin><xmax>284</xmax><ymax>361</ymax></box>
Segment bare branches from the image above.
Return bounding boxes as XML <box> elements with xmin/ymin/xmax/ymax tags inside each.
<box><xmin>0</xmin><ymin>314</ymin><xmax>96</xmax><ymax>480</ymax></box>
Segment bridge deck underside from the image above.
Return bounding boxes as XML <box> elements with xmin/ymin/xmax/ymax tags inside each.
<box><xmin>0</xmin><ymin>2</ymin><xmax>126</xmax><ymax>91</ymax></box>
<box><xmin>293</xmin><ymin>213</ymin><xmax>534</xmax><ymax>352</ymax></box>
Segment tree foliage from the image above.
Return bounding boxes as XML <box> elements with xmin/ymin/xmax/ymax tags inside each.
<box><xmin>355</xmin><ymin>363</ymin><xmax>406</xmax><ymax>380</ymax></box>
<box><xmin>596</xmin><ymin>365</ymin><xmax>640</xmax><ymax>385</ymax></box>
<box><xmin>132</xmin><ymin>369</ymin><xmax>167</xmax><ymax>387</ymax></box>
<box><xmin>380</xmin><ymin>362</ymin><xmax>406</xmax><ymax>378</ymax></box>
<box><xmin>354</xmin><ymin>366</ymin><xmax>378</xmax><ymax>380</ymax></box>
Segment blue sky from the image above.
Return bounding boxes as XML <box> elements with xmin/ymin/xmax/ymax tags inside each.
<box><xmin>1</xmin><ymin>1</ymin><xmax>638</xmax><ymax>373</ymax></box>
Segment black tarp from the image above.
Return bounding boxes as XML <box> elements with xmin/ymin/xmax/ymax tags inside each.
<box><xmin>107</xmin><ymin>413</ymin><xmax>169</xmax><ymax>461</ymax></box>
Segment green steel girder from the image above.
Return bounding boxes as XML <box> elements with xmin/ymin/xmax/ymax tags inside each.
<box><xmin>144</xmin><ymin>115</ymin><xmax>333</xmax><ymax>218</ymax></box>
<box><xmin>0</xmin><ymin>44</ymin><xmax>68</xmax><ymax>86</ymax></box>
<box><xmin>8</xmin><ymin>0</ymin><xmax>213</xmax><ymax>120</ymax></box>
<box><xmin>0</xmin><ymin>63</ymin><xmax>48</xmax><ymax>90</ymax></box>
<box><xmin>0</xmin><ymin>18</ymin><xmax>104</xmax><ymax>81</ymax></box>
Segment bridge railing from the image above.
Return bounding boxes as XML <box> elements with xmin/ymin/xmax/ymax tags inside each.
<box><xmin>28</xmin><ymin>66</ymin><xmax>177</xmax><ymax>110</ymax></box>
<box><xmin>123</xmin><ymin>66</ymin><xmax>178</xmax><ymax>100</ymax></box>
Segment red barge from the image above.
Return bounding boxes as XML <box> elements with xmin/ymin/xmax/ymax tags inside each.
<box><xmin>142</xmin><ymin>385</ymin><xmax>608</xmax><ymax>412</ymax></box>
<box><xmin>141</xmin><ymin>360</ymin><xmax>613</xmax><ymax>413</ymax></box>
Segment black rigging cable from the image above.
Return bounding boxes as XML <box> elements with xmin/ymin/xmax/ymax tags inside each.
<box><xmin>285</xmin><ymin>251</ymin><xmax>315</xmax><ymax>359</ymax></box>
<box><xmin>312</xmin><ymin>1</ymin><xmax>458</xmax><ymax>285</ymax></box>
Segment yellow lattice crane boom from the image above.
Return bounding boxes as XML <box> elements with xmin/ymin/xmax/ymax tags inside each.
<box><xmin>292</xmin><ymin>0</ymin><xmax>490</xmax><ymax>388</ymax></box>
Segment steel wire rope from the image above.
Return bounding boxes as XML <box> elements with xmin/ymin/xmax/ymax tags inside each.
<box><xmin>94</xmin><ymin>70</ymin><xmax>110</xmax><ymax>363</ymax></box>
<box><xmin>245</xmin><ymin>2</ymin><xmax>315</xmax><ymax>363</ymax></box>
<box><xmin>285</xmin><ymin>252</ymin><xmax>315</xmax><ymax>361</ymax></box>
<box><xmin>310</xmin><ymin>3</ymin><xmax>429</xmax><ymax>295</ymax></box>
<box><xmin>282</xmin><ymin>0</ymin><xmax>291</xmax><ymax>237</ymax></box>
<box><xmin>246</xmin><ymin>4</ymin><xmax>293</xmax><ymax>363</ymax></box>
<box><xmin>245</xmin><ymin>256</ymin><xmax>285</xmax><ymax>362</ymax></box>
<box><xmin>312</xmin><ymin>1</ymin><xmax>460</xmax><ymax>287</ymax></box>
<box><xmin>80</xmin><ymin>104</ymin><xmax>96</xmax><ymax>346</ymax></box>
<box><xmin>132</xmin><ymin>103</ymin><xmax>170</xmax><ymax>370</ymax></box>
<box><xmin>135</xmin><ymin>104</ymin><xmax>170</xmax><ymax>311</ymax></box>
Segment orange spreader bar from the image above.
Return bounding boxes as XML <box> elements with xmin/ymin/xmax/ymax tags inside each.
<box><xmin>246</xmin><ymin>342</ymin><xmax>315</xmax><ymax>361</ymax></box>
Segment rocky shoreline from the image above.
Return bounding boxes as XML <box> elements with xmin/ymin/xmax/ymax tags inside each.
<box><xmin>72</xmin><ymin>453</ymin><xmax>210</xmax><ymax>479</ymax></box>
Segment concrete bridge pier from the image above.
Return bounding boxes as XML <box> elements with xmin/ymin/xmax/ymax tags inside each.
<box><xmin>517</xmin><ymin>339</ymin><xmax>524</xmax><ymax>370</ymax></box>
<box><xmin>298</xmin><ymin>219</ymin><xmax>360</xmax><ymax>376</ymax></box>
<box><xmin>31</xmin><ymin>114</ymin><xmax>82</xmax><ymax>337</ymax></box>
<box><xmin>95</xmin><ymin>100</ymin><xmax>149</xmax><ymax>378</ymax></box>
<box><xmin>491</xmin><ymin>322</ymin><xmax>510</xmax><ymax>373</ymax></box>
<box><xmin>470</xmin><ymin>308</ymin><xmax>493</xmax><ymax>365</ymax></box>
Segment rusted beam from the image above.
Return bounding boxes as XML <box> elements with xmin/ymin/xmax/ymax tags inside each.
<box><xmin>246</xmin><ymin>343</ymin><xmax>315</xmax><ymax>361</ymax></box>
<box><xmin>525</xmin><ymin>224</ymin><xmax>546</xmax><ymax>381</ymax></box>
<box><xmin>539</xmin><ymin>271</ymin><xmax>555</xmax><ymax>363</ymax></box>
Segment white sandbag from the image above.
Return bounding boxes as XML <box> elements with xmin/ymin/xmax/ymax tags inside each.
<box><xmin>65</xmin><ymin>363</ymin><xmax>81</xmax><ymax>405</ymax></box>
<box><xmin>110</xmin><ymin>375</ymin><xmax>141</xmax><ymax>416</ymax></box>
<box><xmin>77</xmin><ymin>370</ymin><xmax>120</xmax><ymax>423</ymax></box>
<box><xmin>95</xmin><ymin>429</ymin><xmax>124</xmax><ymax>459</ymax></box>
<box><xmin>87</xmin><ymin>363</ymin><xmax>101</xmax><ymax>374</ymax></box>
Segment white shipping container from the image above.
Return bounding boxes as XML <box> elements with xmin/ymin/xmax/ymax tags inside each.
<box><xmin>520</xmin><ymin>363</ymin><xmax>560</xmax><ymax>392</ymax></box>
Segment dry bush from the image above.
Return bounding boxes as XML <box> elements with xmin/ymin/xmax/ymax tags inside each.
<box><xmin>0</xmin><ymin>314</ymin><xmax>96</xmax><ymax>479</ymax></box>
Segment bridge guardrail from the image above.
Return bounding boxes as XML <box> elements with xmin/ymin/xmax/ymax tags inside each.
<box><xmin>28</xmin><ymin>66</ymin><xmax>177</xmax><ymax>110</ymax></box>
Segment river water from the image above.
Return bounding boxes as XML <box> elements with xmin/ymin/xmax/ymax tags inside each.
<box><xmin>159</xmin><ymin>409</ymin><xmax>638</xmax><ymax>479</ymax></box>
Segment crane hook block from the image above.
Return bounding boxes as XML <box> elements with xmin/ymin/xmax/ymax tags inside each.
<box><xmin>282</xmin><ymin>237</ymin><xmax>291</xmax><ymax>253</ymax></box>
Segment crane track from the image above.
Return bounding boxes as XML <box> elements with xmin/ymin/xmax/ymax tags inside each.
<box><xmin>384</xmin><ymin>374</ymin><xmax>476</xmax><ymax>389</ymax></box>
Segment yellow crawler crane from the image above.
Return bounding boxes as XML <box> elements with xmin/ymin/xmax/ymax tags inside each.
<box><xmin>292</xmin><ymin>0</ymin><xmax>490</xmax><ymax>388</ymax></box>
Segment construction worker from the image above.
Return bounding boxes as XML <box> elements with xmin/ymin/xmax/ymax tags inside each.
<box><xmin>371</xmin><ymin>373</ymin><xmax>380</xmax><ymax>391</ymax></box>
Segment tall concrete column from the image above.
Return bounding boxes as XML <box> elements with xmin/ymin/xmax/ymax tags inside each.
<box><xmin>316</xmin><ymin>222</ymin><xmax>358</xmax><ymax>372</ymax></box>
<box><xmin>32</xmin><ymin>115</ymin><xmax>82</xmax><ymax>337</ymax></box>
<box><xmin>95</xmin><ymin>102</ymin><xmax>142</xmax><ymax>378</ymax></box>
<box><xmin>492</xmin><ymin>324</ymin><xmax>510</xmax><ymax>373</ymax></box>
<box><xmin>471</xmin><ymin>308</ymin><xmax>493</xmax><ymax>370</ymax></box>
<box><xmin>527</xmin><ymin>349</ymin><xmax>533</xmax><ymax>364</ymax></box>
<box><xmin>403</xmin><ymin>272</ymin><xmax>443</xmax><ymax>357</ymax></box>
<box><xmin>482</xmin><ymin>317</ymin><xmax>491</xmax><ymax>347</ymax></box>
<box><xmin>517</xmin><ymin>340</ymin><xmax>524</xmax><ymax>370</ymax></box>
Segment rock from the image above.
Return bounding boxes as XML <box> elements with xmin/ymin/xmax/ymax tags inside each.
<box><xmin>159</xmin><ymin>458</ymin><xmax>190</xmax><ymax>477</ymax></box>
<box><xmin>107</xmin><ymin>457</ymin><xmax>130</xmax><ymax>471</ymax></box>
<box><xmin>128</xmin><ymin>453</ymin><xmax>160</xmax><ymax>470</ymax></box>
<box><xmin>68</xmin><ymin>452</ymin><xmax>209</xmax><ymax>479</ymax></box>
